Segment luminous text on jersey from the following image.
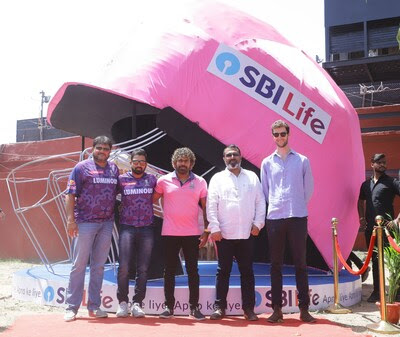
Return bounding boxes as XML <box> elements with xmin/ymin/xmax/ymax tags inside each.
<box><xmin>92</xmin><ymin>177</ymin><xmax>118</xmax><ymax>184</ymax></box>
<box><xmin>123</xmin><ymin>188</ymin><xmax>154</xmax><ymax>195</ymax></box>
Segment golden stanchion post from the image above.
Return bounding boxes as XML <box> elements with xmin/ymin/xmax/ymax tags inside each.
<box><xmin>367</xmin><ymin>215</ymin><xmax>400</xmax><ymax>334</ymax></box>
<box><xmin>326</xmin><ymin>217</ymin><xmax>351</xmax><ymax>314</ymax></box>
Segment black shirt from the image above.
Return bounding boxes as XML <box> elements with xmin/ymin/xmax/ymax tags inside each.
<box><xmin>359</xmin><ymin>173</ymin><xmax>400</xmax><ymax>229</ymax></box>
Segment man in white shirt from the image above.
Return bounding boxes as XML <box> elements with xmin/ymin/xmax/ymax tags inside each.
<box><xmin>207</xmin><ymin>145</ymin><xmax>266</xmax><ymax>321</ymax></box>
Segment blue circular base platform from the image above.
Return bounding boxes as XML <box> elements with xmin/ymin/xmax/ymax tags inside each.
<box><xmin>12</xmin><ymin>261</ymin><xmax>361</xmax><ymax>315</ymax></box>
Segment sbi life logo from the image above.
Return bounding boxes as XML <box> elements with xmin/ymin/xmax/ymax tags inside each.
<box><xmin>43</xmin><ymin>286</ymin><xmax>55</xmax><ymax>302</ymax></box>
<box><xmin>208</xmin><ymin>43</ymin><xmax>331</xmax><ymax>144</ymax></box>
<box><xmin>215</xmin><ymin>52</ymin><xmax>240</xmax><ymax>75</ymax></box>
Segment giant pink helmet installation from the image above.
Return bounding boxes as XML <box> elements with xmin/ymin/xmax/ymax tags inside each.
<box><xmin>48</xmin><ymin>1</ymin><xmax>365</xmax><ymax>269</ymax></box>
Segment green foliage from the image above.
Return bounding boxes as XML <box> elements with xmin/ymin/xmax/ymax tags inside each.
<box><xmin>384</xmin><ymin>225</ymin><xmax>400</xmax><ymax>303</ymax></box>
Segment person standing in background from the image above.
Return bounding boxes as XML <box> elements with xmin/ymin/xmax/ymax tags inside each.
<box><xmin>358</xmin><ymin>153</ymin><xmax>400</xmax><ymax>302</ymax></box>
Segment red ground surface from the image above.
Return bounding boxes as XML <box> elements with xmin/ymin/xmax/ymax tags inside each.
<box><xmin>2</xmin><ymin>313</ymin><xmax>372</xmax><ymax>337</ymax></box>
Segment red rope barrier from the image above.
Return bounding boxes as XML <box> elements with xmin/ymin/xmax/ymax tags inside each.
<box><xmin>335</xmin><ymin>233</ymin><xmax>376</xmax><ymax>275</ymax></box>
<box><xmin>386</xmin><ymin>231</ymin><xmax>400</xmax><ymax>253</ymax></box>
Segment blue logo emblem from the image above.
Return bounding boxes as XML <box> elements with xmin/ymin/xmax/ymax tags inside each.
<box><xmin>43</xmin><ymin>286</ymin><xmax>55</xmax><ymax>302</ymax></box>
<box><xmin>255</xmin><ymin>290</ymin><xmax>262</xmax><ymax>307</ymax></box>
<box><xmin>215</xmin><ymin>52</ymin><xmax>240</xmax><ymax>75</ymax></box>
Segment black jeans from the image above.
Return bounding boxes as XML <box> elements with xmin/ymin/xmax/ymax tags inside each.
<box><xmin>163</xmin><ymin>235</ymin><xmax>200</xmax><ymax>309</ymax></box>
<box><xmin>365</xmin><ymin>229</ymin><xmax>389</xmax><ymax>293</ymax></box>
<box><xmin>346</xmin><ymin>251</ymin><xmax>363</xmax><ymax>270</ymax></box>
<box><xmin>215</xmin><ymin>237</ymin><xmax>255</xmax><ymax>310</ymax></box>
<box><xmin>266</xmin><ymin>217</ymin><xmax>310</xmax><ymax>309</ymax></box>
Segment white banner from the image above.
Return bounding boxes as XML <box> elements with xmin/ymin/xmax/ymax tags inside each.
<box><xmin>207</xmin><ymin>44</ymin><xmax>332</xmax><ymax>144</ymax></box>
<box><xmin>13</xmin><ymin>270</ymin><xmax>361</xmax><ymax>314</ymax></box>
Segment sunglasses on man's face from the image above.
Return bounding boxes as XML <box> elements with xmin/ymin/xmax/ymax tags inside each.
<box><xmin>225</xmin><ymin>152</ymin><xmax>240</xmax><ymax>158</ymax></box>
<box><xmin>272</xmin><ymin>132</ymin><xmax>288</xmax><ymax>138</ymax></box>
<box><xmin>132</xmin><ymin>160</ymin><xmax>147</xmax><ymax>165</ymax></box>
<box><xmin>94</xmin><ymin>146</ymin><xmax>111</xmax><ymax>152</ymax></box>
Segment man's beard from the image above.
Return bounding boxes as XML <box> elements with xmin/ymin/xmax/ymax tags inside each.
<box><xmin>177</xmin><ymin>166</ymin><xmax>189</xmax><ymax>174</ymax></box>
<box><xmin>276</xmin><ymin>139</ymin><xmax>288</xmax><ymax>148</ymax></box>
<box><xmin>226</xmin><ymin>161</ymin><xmax>241</xmax><ymax>170</ymax></box>
<box><xmin>376</xmin><ymin>167</ymin><xmax>386</xmax><ymax>174</ymax></box>
<box><xmin>133</xmin><ymin>167</ymin><xmax>144</xmax><ymax>175</ymax></box>
<box><xmin>93</xmin><ymin>153</ymin><xmax>108</xmax><ymax>163</ymax></box>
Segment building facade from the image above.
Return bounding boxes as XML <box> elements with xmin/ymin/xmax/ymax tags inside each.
<box><xmin>323</xmin><ymin>0</ymin><xmax>400</xmax><ymax>109</ymax></box>
<box><xmin>324</xmin><ymin>0</ymin><xmax>400</xmax><ymax>249</ymax></box>
<box><xmin>16</xmin><ymin>118</ymin><xmax>76</xmax><ymax>142</ymax></box>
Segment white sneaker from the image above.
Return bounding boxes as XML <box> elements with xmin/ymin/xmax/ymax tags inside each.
<box><xmin>131</xmin><ymin>302</ymin><xmax>145</xmax><ymax>318</ymax></box>
<box><xmin>63</xmin><ymin>310</ymin><xmax>76</xmax><ymax>322</ymax></box>
<box><xmin>116</xmin><ymin>301</ymin><xmax>130</xmax><ymax>318</ymax></box>
<box><xmin>88</xmin><ymin>308</ymin><xmax>108</xmax><ymax>318</ymax></box>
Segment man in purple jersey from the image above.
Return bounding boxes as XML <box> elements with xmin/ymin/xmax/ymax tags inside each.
<box><xmin>115</xmin><ymin>148</ymin><xmax>157</xmax><ymax>318</ymax></box>
<box><xmin>63</xmin><ymin>136</ymin><xmax>119</xmax><ymax>322</ymax></box>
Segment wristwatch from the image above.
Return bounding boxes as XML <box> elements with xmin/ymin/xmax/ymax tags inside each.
<box><xmin>204</xmin><ymin>228</ymin><xmax>211</xmax><ymax>233</ymax></box>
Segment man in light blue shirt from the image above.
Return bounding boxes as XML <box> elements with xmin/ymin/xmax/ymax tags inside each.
<box><xmin>260</xmin><ymin>120</ymin><xmax>315</xmax><ymax>324</ymax></box>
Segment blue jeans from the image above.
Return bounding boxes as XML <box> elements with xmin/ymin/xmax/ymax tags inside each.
<box><xmin>215</xmin><ymin>237</ymin><xmax>255</xmax><ymax>310</ymax></box>
<box><xmin>65</xmin><ymin>221</ymin><xmax>114</xmax><ymax>312</ymax></box>
<box><xmin>117</xmin><ymin>225</ymin><xmax>154</xmax><ymax>304</ymax></box>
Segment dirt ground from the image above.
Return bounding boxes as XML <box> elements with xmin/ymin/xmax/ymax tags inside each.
<box><xmin>0</xmin><ymin>257</ymin><xmax>398</xmax><ymax>336</ymax></box>
<box><xmin>0</xmin><ymin>260</ymin><xmax>64</xmax><ymax>333</ymax></box>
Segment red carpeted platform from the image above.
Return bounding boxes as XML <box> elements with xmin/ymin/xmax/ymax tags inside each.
<box><xmin>2</xmin><ymin>314</ymin><xmax>372</xmax><ymax>337</ymax></box>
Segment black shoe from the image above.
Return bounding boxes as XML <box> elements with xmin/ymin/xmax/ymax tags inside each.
<box><xmin>159</xmin><ymin>306</ymin><xmax>174</xmax><ymax>319</ymax></box>
<box><xmin>210</xmin><ymin>308</ymin><xmax>225</xmax><ymax>320</ymax></box>
<box><xmin>299</xmin><ymin>308</ymin><xmax>316</xmax><ymax>323</ymax></box>
<box><xmin>243</xmin><ymin>309</ymin><xmax>258</xmax><ymax>321</ymax></box>
<box><xmin>266</xmin><ymin>306</ymin><xmax>283</xmax><ymax>323</ymax></box>
<box><xmin>367</xmin><ymin>291</ymin><xmax>380</xmax><ymax>303</ymax></box>
<box><xmin>190</xmin><ymin>306</ymin><xmax>206</xmax><ymax>321</ymax></box>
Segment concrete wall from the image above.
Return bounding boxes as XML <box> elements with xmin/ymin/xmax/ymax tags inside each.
<box><xmin>0</xmin><ymin>136</ymin><xmax>92</xmax><ymax>260</ymax></box>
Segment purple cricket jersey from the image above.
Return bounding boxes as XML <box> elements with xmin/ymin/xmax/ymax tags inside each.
<box><xmin>118</xmin><ymin>172</ymin><xmax>157</xmax><ymax>227</ymax></box>
<box><xmin>66</xmin><ymin>159</ymin><xmax>119</xmax><ymax>223</ymax></box>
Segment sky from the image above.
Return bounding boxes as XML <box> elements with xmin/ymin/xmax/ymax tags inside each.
<box><xmin>0</xmin><ymin>0</ymin><xmax>324</xmax><ymax>145</ymax></box>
